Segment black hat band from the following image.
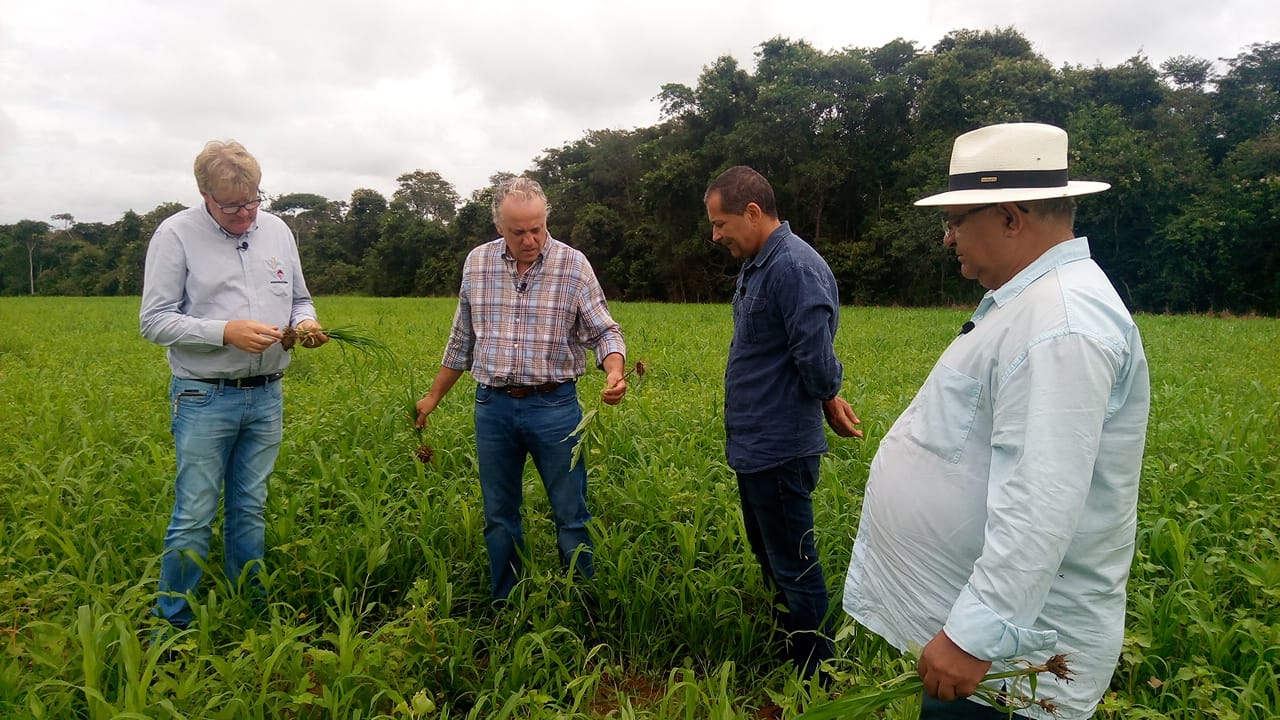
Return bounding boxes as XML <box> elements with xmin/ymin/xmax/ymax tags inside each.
<box><xmin>949</xmin><ymin>168</ymin><xmax>1070</xmax><ymax>191</ymax></box>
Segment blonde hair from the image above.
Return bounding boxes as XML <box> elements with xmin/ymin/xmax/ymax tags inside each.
<box><xmin>193</xmin><ymin>140</ymin><xmax>262</xmax><ymax>197</ymax></box>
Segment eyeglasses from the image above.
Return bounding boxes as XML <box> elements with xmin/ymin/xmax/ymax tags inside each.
<box><xmin>941</xmin><ymin>204</ymin><xmax>998</xmax><ymax>235</ymax></box>
<box><xmin>941</xmin><ymin>203</ymin><xmax>1031</xmax><ymax>236</ymax></box>
<box><xmin>210</xmin><ymin>192</ymin><xmax>265</xmax><ymax>215</ymax></box>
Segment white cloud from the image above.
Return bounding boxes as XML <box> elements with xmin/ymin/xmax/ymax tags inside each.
<box><xmin>1</xmin><ymin>0</ymin><xmax>1276</xmax><ymax>223</ymax></box>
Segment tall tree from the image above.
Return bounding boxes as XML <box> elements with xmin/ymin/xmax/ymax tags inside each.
<box><xmin>270</xmin><ymin>193</ymin><xmax>329</xmax><ymax>215</ymax></box>
<box><xmin>363</xmin><ymin>201</ymin><xmax>434</xmax><ymax>296</ymax></box>
<box><xmin>342</xmin><ymin>188</ymin><xmax>388</xmax><ymax>265</ymax></box>
<box><xmin>1214</xmin><ymin>42</ymin><xmax>1280</xmax><ymax>159</ymax></box>
<box><xmin>392</xmin><ymin>170</ymin><xmax>460</xmax><ymax>223</ymax></box>
<box><xmin>13</xmin><ymin>220</ymin><xmax>50</xmax><ymax>295</ymax></box>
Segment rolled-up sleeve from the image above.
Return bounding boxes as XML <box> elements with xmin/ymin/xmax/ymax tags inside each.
<box><xmin>441</xmin><ymin>270</ymin><xmax>476</xmax><ymax>371</ymax></box>
<box><xmin>575</xmin><ymin>262</ymin><xmax>625</xmax><ymax>367</ymax></box>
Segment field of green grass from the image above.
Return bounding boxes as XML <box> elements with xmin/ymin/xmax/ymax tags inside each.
<box><xmin>1</xmin><ymin>297</ymin><xmax>1276</xmax><ymax>719</ymax></box>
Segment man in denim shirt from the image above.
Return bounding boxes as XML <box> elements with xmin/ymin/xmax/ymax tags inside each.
<box><xmin>704</xmin><ymin>165</ymin><xmax>863</xmax><ymax>680</ymax></box>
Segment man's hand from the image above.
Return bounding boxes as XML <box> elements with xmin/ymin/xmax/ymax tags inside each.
<box><xmin>600</xmin><ymin>352</ymin><xmax>627</xmax><ymax>406</ymax></box>
<box><xmin>918</xmin><ymin>630</ymin><xmax>992</xmax><ymax>702</ymax></box>
<box><xmin>823</xmin><ymin>397</ymin><xmax>864</xmax><ymax>438</ymax></box>
<box><xmin>413</xmin><ymin>368</ymin><xmax>464</xmax><ymax>429</ymax></box>
<box><xmin>224</xmin><ymin>320</ymin><xmax>283</xmax><ymax>353</ymax></box>
<box><xmin>601</xmin><ymin>371</ymin><xmax>627</xmax><ymax>405</ymax></box>
<box><xmin>414</xmin><ymin>395</ymin><xmax>437</xmax><ymax>429</ymax></box>
<box><xmin>295</xmin><ymin>318</ymin><xmax>329</xmax><ymax>348</ymax></box>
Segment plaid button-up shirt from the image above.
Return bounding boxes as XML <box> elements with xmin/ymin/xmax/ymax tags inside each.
<box><xmin>442</xmin><ymin>236</ymin><xmax>625</xmax><ymax>386</ymax></box>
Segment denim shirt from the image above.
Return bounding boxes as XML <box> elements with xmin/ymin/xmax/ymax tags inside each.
<box><xmin>725</xmin><ymin>221</ymin><xmax>843</xmax><ymax>473</ymax></box>
<box><xmin>843</xmin><ymin>237</ymin><xmax>1150</xmax><ymax>719</ymax></box>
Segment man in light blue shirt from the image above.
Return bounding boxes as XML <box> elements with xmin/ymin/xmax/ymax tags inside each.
<box><xmin>141</xmin><ymin>140</ymin><xmax>327</xmax><ymax>630</ymax></box>
<box><xmin>843</xmin><ymin>123</ymin><xmax>1150</xmax><ymax>719</ymax></box>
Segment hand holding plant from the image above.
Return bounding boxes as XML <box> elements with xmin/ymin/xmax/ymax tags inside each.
<box><xmin>281</xmin><ymin>324</ymin><xmax>395</xmax><ymax>366</ymax></box>
<box><xmin>565</xmin><ymin>360</ymin><xmax>647</xmax><ymax>468</ymax></box>
<box><xmin>796</xmin><ymin>652</ymin><xmax>1074</xmax><ymax>719</ymax></box>
<box><xmin>405</xmin><ymin>376</ymin><xmax>435</xmax><ymax>464</ymax></box>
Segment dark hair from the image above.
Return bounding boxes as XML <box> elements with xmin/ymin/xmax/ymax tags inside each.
<box><xmin>704</xmin><ymin>165</ymin><xmax>778</xmax><ymax>218</ymax></box>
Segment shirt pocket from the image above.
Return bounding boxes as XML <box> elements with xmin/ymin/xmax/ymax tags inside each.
<box><xmin>732</xmin><ymin>291</ymin><xmax>768</xmax><ymax>344</ymax></box>
<box><xmin>263</xmin><ymin>261</ymin><xmax>291</xmax><ymax>296</ymax></box>
<box><xmin>904</xmin><ymin>363</ymin><xmax>983</xmax><ymax>464</ymax></box>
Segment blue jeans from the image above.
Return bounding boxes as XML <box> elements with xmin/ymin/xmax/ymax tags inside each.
<box><xmin>155</xmin><ymin>376</ymin><xmax>283</xmax><ymax>627</ymax></box>
<box><xmin>474</xmin><ymin>382</ymin><xmax>593</xmax><ymax>600</ymax></box>
<box><xmin>737</xmin><ymin>456</ymin><xmax>834</xmax><ymax>679</ymax></box>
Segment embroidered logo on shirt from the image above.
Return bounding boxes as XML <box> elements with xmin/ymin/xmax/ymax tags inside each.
<box><xmin>267</xmin><ymin>257</ymin><xmax>288</xmax><ymax>284</ymax></box>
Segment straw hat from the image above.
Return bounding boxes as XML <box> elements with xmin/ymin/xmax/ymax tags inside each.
<box><xmin>915</xmin><ymin>122</ymin><xmax>1110</xmax><ymax>206</ymax></box>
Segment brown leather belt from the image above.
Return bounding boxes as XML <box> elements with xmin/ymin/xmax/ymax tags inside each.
<box><xmin>491</xmin><ymin>381</ymin><xmax>564</xmax><ymax>398</ymax></box>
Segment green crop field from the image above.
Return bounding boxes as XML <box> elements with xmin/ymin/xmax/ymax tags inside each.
<box><xmin>1</xmin><ymin>297</ymin><xmax>1277</xmax><ymax>719</ymax></box>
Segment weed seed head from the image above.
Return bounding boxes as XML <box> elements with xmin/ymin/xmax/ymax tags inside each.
<box><xmin>1045</xmin><ymin>654</ymin><xmax>1073</xmax><ymax>683</ymax></box>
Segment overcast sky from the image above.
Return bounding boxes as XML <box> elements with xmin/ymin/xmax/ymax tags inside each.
<box><xmin>2</xmin><ymin>0</ymin><xmax>1277</xmax><ymax>225</ymax></box>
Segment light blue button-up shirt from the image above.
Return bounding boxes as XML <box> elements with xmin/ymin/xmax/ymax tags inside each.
<box><xmin>843</xmin><ymin>237</ymin><xmax>1150</xmax><ymax>719</ymax></box>
<box><xmin>140</xmin><ymin>206</ymin><xmax>317</xmax><ymax>379</ymax></box>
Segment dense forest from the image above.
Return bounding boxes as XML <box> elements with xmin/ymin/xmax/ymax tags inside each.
<box><xmin>3</xmin><ymin>29</ymin><xmax>1278</xmax><ymax>314</ymax></box>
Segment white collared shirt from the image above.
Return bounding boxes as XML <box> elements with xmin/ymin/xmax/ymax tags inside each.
<box><xmin>843</xmin><ymin>237</ymin><xmax>1150</xmax><ymax>719</ymax></box>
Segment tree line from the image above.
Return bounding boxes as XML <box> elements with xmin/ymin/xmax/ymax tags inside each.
<box><xmin>3</xmin><ymin>28</ymin><xmax>1278</xmax><ymax>314</ymax></box>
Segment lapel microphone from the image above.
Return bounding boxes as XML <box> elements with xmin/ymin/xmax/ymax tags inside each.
<box><xmin>237</xmin><ymin>240</ymin><xmax>249</xmax><ymax>252</ymax></box>
<box><xmin>959</xmin><ymin>320</ymin><xmax>975</xmax><ymax>335</ymax></box>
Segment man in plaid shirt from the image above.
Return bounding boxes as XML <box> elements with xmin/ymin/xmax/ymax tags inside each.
<box><xmin>415</xmin><ymin>176</ymin><xmax>628</xmax><ymax>602</ymax></box>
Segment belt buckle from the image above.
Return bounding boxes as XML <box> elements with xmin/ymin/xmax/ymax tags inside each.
<box><xmin>507</xmin><ymin>386</ymin><xmax>535</xmax><ymax>399</ymax></box>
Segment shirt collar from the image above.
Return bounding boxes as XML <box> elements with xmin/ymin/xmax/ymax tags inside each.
<box><xmin>201</xmin><ymin>204</ymin><xmax>258</xmax><ymax>240</ymax></box>
<box><xmin>500</xmin><ymin>234</ymin><xmax>556</xmax><ymax>266</ymax></box>
<box><xmin>973</xmin><ymin>236</ymin><xmax>1093</xmax><ymax>321</ymax></box>
<box><xmin>744</xmin><ymin>221</ymin><xmax>791</xmax><ymax>269</ymax></box>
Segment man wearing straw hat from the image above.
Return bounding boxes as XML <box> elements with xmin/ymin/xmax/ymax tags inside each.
<box><xmin>842</xmin><ymin>123</ymin><xmax>1151</xmax><ymax>719</ymax></box>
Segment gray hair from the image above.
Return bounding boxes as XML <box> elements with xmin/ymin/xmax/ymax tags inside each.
<box><xmin>491</xmin><ymin>176</ymin><xmax>550</xmax><ymax>225</ymax></box>
<box><xmin>1023</xmin><ymin>196</ymin><xmax>1078</xmax><ymax>224</ymax></box>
